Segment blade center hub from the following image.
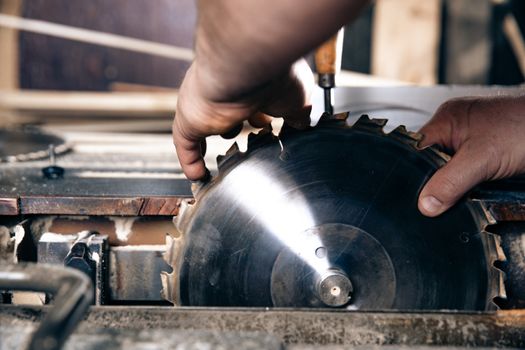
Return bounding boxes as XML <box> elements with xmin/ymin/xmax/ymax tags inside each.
<box><xmin>316</xmin><ymin>269</ymin><xmax>353</xmax><ymax>307</ymax></box>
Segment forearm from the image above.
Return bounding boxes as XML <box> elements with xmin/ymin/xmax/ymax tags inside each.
<box><xmin>194</xmin><ymin>0</ymin><xmax>369</xmax><ymax>101</ymax></box>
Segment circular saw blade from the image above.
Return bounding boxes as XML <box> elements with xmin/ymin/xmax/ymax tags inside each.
<box><xmin>165</xmin><ymin>114</ymin><xmax>505</xmax><ymax>311</ymax></box>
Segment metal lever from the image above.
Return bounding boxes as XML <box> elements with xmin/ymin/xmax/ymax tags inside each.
<box><xmin>0</xmin><ymin>263</ymin><xmax>93</xmax><ymax>350</ymax></box>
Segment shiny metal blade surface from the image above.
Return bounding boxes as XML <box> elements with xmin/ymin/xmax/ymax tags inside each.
<box><xmin>169</xmin><ymin>117</ymin><xmax>503</xmax><ymax>310</ymax></box>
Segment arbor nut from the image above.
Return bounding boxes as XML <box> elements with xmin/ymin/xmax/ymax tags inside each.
<box><xmin>316</xmin><ymin>269</ymin><xmax>353</xmax><ymax>307</ymax></box>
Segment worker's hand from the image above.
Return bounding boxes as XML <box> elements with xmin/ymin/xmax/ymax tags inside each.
<box><xmin>418</xmin><ymin>95</ymin><xmax>525</xmax><ymax>217</ymax></box>
<box><xmin>173</xmin><ymin>59</ymin><xmax>314</xmax><ymax>180</ymax></box>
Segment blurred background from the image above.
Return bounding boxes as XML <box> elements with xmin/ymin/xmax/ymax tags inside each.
<box><xmin>0</xmin><ymin>0</ymin><xmax>523</xmax><ymax>132</ymax></box>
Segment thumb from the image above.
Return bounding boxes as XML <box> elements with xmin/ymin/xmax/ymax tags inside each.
<box><xmin>418</xmin><ymin>144</ymin><xmax>489</xmax><ymax>217</ymax></box>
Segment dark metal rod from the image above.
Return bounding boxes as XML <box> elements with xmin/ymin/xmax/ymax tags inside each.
<box><xmin>0</xmin><ymin>263</ymin><xmax>93</xmax><ymax>350</ymax></box>
<box><xmin>323</xmin><ymin>88</ymin><xmax>333</xmax><ymax>115</ymax></box>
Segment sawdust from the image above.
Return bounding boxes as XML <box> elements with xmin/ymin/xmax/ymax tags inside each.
<box><xmin>12</xmin><ymin>225</ymin><xmax>24</xmax><ymax>263</ymax></box>
<box><xmin>0</xmin><ymin>226</ymin><xmax>15</xmax><ymax>264</ymax></box>
<box><xmin>0</xmin><ymin>224</ymin><xmax>27</xmax><ymax>264</ymax></box>
<box><xmin>29</xmin><ymin>216</ymin><xmax>56</xmax><ymax>242</ymax></box>
<box><xmin>110</xmin><ymin>217</ymin><xmax>138</xmax><ymax>242</ymax></box>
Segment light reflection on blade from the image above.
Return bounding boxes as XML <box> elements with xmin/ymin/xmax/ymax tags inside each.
<box><xmin>222</xmin><ymin>161</ymin><xmax>330</xmax><ymax>274</ymax></box>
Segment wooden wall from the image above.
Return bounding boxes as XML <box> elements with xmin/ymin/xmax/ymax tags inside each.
<box><xmin>4</xmin><ymin>1</ymin><xmax>523</xmax><ymax>90</ymax></box>
<box><xmin>0</xmin><ymin>0</ymin><xmax>22</xmax><ymax>90</ymax></box>
<box><xmin>19</xmin><ymin>0</ymin><xmax>195</xmax><ymax>91</ymax></box>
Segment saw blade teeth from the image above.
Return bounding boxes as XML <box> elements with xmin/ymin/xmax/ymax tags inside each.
<box><xmin>252</xmin><ymin>127</ymin><xmax>278</xmax><ymax>147</ymax></box>
<box><xmin>215</xmin><ymin>143</ymin><xmax>238</xmax><ymax>166</ymax></box>
<box><xmin>353</xmin><ymin>114</ymin><xmax>370</xmax><ymax>127</ymax></box>
<box><xmin>190</xmin><ymin>169</ymin><xmax>211</xmax><ymax>197</ymax></box>
<box><xmin>161</xmin><ymin>235</ymin><xmax>174</xmax><ymax>303</ymax></box>
<box><xmin>492</xmin><ymin>233</ymin><xmax>507</xmax><ymax>263</ymax></box>
<box><xmin>278</xmin><ymin>122</ymin><xmax>303</xmax><ymax>138</ymax></box>
<box><xmin>160</xmin><ymin>271</ymin><xmax>173</xmax><ymax>303</ymax></box>
<box><xmin>355</xmin><ymin>114</ymin><xmax>371</xmax><ymax>124</ymax></box>
<box><xmin>371</xmin><ymin>118</ymin><xmax>388</xmax><ymax>127</ymax></box>
<box><xmin>392</xmin><ymin>125</ymin><xmax>408</xmax><ymax>134</ymax></box>
<box><xmin>318</xmin><ymin>112</ymin><xmax>351</xmax><ymax>125</ymax></box>
<box><xmin>489</xmin><ymin>262</ymin><xmax>508</xmax><ymax>309</ymax></box>
<box><xmin>409</xmin><ymin>131</ymin><xmax>423</xmax><ymax>142</ymax></box>
<box><xmin>472</xmin><ymin>199</ymin><xmax>497</xmax><ymax>227</ymax></box>
<box><xmin>335</xmin><ymin>112</ymin><xmax>350</xmax><ymax>122</ymax></box>
<box><xmin>164</xmin><ymin>234</ymin><xmax>175</xmax><ymax>262</ymax></box>
<box><xmin>173</xmin><ymin>199</ymin><xmax>193</xmax><ymax>234</ymax></box>
<box><xmin>389</xmin><ymin>125</ymin><xmax>410</xmax><ymax>140</ymax></box>
<box><xmin>355</xmin><ymin>114</ymin><xmax>371</xmax><ymax>125</ymax></box>
<box><xmin>389</xmin><ymin>125</ymin><xmax>425</xmax><ymax>147</ymax></box>
<box><xmin>474</xmin><ymin>184</ymin><xmax>507</xmax><ymax>309</ymax></box>
<box><xmin>161</xmin><ymin>233</ymin><xmax>184</xmax><ymax>305</ymax></box>
<box><xmin>353</xmin><ymin>115</ymin><xmax>388</xmax><ymax>133</ymax></box>
<box><xmin>218</xmin><ymin>142</ymin><xmax>244</xmax><ymax>172</ymax></box>
<box><xmin>470</xmin><ymin>198</ymin><xmax>506</xmax><ymax>310</ymax></box>
<box><xmin>226</xmin><ymin>142</ymin><xmax>240</xmax><ymax>156</ymax></box>
<box><xmin>216</xmin><ymin>154</ymin><xmax>225</xmax><ymax>167</ymax></box>
<box><xmin>480</xmin><ymin>230</ymin><xmax>507</xmax><ymax>309</ymax></box>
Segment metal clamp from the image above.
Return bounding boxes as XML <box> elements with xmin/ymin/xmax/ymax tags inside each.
<box><xmin>0</xmin><ymin>263</ymin><xmax>93</xmax><ymax>350</ymax></box>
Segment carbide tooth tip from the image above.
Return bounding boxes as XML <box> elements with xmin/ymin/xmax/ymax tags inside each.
<box><xmin>353</xmin><ymin>115</ymin><xmax>387</xmax><ymax>132</ymax></box>
<box><xmin>471</xmin><ymin>200</ymin><xmax>496</xmax><ymax>228</ymax></box>
<box><xmin>390</xmin><ymin>125</ymin><xmax>425</xmax><ymax>146</ymax></box>
<box><xmin>493</xmin><ymin>234</ymin><xmax>506</xmax><ymax>262</ymax></box>
<box><xmin>392</xmin><ymin>125</ymin><xmax>408</xmax><ymax>134</ymax></box>
<box><xmin>335</xmin><ymin>112</ymin><xmax>350</xmax><ymax>121</ymax></box>
<box><xmin>480</xmin><ymin>229</ymin><xmax>507</xmax><ymax>309</ymax></box>
<box><xmin>409</xmin><ymin>131</ymin><xmax>424</xmax><ymax>141</ymax></box>
<box><xmin>174</xmin><ymin>199</ymin><xmax>193</xmax><ymax>232</ymax></box>
<box><xmin>373</xmin><ymin>118</ymin><xmax>388</xmax><ymax>127</ymax></box>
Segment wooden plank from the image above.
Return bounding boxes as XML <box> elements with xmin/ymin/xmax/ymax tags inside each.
<box><xmin>17</xmin><ymin>0</ymin><xmax>195</xmax><ymax>90</ymax></box>
<box><xmin>483</xmin><ymin>200</ymin><xmax>525</xmax><ymax>222</ymax></box>
<box><xmin>371</xmin><ymin>0</ymin><xmax>441</xmax><ymax>85</ymax></box>
<box><xmin>0</xmin><ymin>13</ymin><xmax>193</xmax><ymax>62</ymax></box>
<box><xmin>0</xmin><ymin>90</ymin><xmax>178</xmax><ymax>118</ymax></box>
<box><xmin>19</xmin><ymin>196</ymin><xmax>184</xmax><ymax>216</ymax></box>
<box><xmin>20</xmin><ymin>196</ymin><xmax>144</xmax><ymax>216</ymax></box>
<box><xmin>139</xmin><ymin>197</ymin><xmax>182</xmax><ymax>216</ymax></box>
<box><xmin>0</xmin><ymin>198</ymin><xmax>19</xmax><ymax>215</ymax></box>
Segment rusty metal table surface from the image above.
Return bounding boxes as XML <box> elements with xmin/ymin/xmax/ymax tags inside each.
<box><xmin>1</xmin><ymin>306</ymin><xmax>524</xmax><ymax>348</ymax></box>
